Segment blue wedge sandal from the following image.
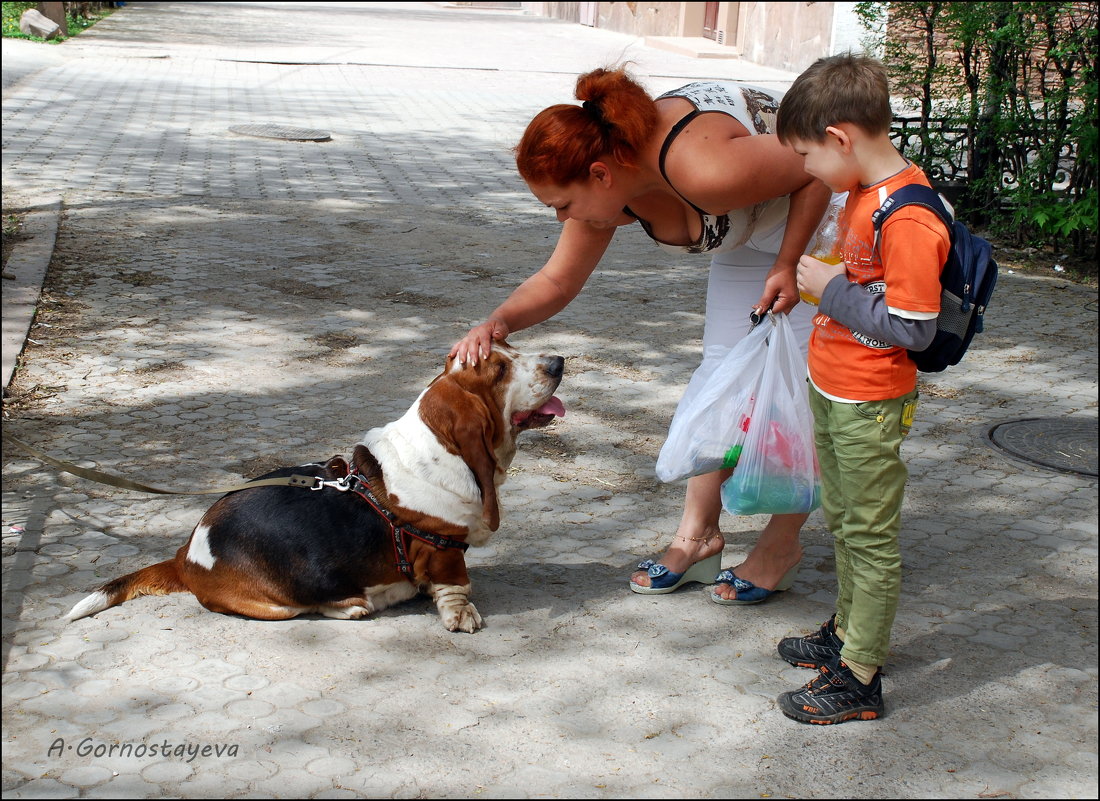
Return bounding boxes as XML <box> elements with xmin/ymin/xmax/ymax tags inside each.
<box><xmin>629</xmin><ymin>552</ymin><xmax>722</xmax><ymax>595</ymax></box>
<box><xmin>709</xmin><ymin>564</ymin><xmax>799</xmax><ymax>605</ymax></box>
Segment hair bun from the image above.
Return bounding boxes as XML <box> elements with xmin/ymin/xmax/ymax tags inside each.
<box><xmin>582</xmin><ymin>100</ymin><xmax>605</xmax><ymax>126</ymax></box>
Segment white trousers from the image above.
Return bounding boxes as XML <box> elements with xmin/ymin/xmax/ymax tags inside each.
<box><xmin>669</xmin><ymin>245</ymin><xmax>815</xmax><ymax>435</ymax></box>
<box><xmin>702</xmin><ymin>245</ymin><xmax>815</xmax><ymax>357</ymax></box>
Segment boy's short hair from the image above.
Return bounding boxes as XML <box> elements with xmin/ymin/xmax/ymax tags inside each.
<box><xmin>777</xmin><ymin>53</ymin><xmax>893</xmax><ymax>144</ymax></box>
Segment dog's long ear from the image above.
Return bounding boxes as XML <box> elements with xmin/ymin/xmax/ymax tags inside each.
<box><xmin>351</xmin><ymin>444</ymin><xmax>383</xmax><ymax>482</ymax></box>
<box><xmin>323</xmin><ymin>455</ymin><xmax>349</xmax><ymax>479</ymax></box>
<box><xmin>419</xmin><ymin>379</ymin><xmax>502</xmax><ymax>531</ymax></box>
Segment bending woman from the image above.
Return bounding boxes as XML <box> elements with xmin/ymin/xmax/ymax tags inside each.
<box><xmin>451</xmin><ymin>67</ymin><xmax>832</xmax><ymax>604</ymax></box>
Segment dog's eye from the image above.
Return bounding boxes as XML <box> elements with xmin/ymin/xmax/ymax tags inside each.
<box><xmin>496</xmin><ymin>363</ymin><xmax>507</xmax><ymax>379</ymax></box>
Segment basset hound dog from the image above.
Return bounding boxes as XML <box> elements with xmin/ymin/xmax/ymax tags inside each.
<box><xmin>65</xmin><ymin>342</ymin><xmax>565</xmax><ymax>632</ymax></box>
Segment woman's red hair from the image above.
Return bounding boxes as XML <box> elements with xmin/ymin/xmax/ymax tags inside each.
<box><xmin>515</xmin><ymin>67</ymin><xmax>658</xmax><ymax>185</ymax></box>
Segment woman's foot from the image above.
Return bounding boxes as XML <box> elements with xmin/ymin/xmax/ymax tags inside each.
<box><xmin>710</xmin><ymin>546</ymin><xmax>803</xmax><ymax>602</ymax></box>
<box><xmin>629</xmin><ymin>527</ymin><xmax>725</xmax><ymax>589</ymax></box>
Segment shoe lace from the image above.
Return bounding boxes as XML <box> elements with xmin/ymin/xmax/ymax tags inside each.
<box><xmin>802</xmin><ymin>668</ymin><xmax>836</xmax><ymax>694</ymax></box>
<box><xmin>804</xmin><ymin>616</ymin><xmax>837</xmax><ymax>646</ymax></box>
<box><xmin>801</xmin><ymin>662</ymin><xmax>852</xmax><ymax>695</ymax></box>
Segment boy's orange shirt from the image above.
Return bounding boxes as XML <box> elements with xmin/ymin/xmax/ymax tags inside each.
<box><xmin>808</xmin><ymin>162</ymin><xmax>950</xmax><ymax>401</ymax></box>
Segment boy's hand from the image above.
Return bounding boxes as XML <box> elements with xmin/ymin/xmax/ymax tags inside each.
<box><xmin>796</xmin><ymin>255</ymin><xmax>847</xmax><ymax>304</ymax></box>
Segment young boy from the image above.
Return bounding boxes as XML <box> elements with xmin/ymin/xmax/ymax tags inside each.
<box><xmin>773</xmin><ymin>53</ymin><xmax>951</xmax><ymax>724</ymax></box>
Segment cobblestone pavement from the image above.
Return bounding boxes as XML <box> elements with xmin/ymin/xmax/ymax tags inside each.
<box><xmin>2</xmin><ymin>3</ymin><xmax>1097</xmax><ymax>798</ymax></box>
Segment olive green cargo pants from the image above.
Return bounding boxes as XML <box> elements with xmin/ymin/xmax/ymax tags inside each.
<box><xmin>810</xmin><ymin>384</ymin><xmax>918</xmax><ymax>667</ymax></box>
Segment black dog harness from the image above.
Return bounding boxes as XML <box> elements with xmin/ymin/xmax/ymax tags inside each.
<box><xmin>315</xmin><ymin>468</ymin><xmax>469</xmax><ymax>579</ymax></box>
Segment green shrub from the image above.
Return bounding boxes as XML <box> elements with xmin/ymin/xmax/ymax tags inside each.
<box><xmin>857</xmin><ymin>1</ymin><xmax>1098</xmax><ymax>264</ymax></box>
<box><xmin>2</xmin><ymin>2</ymin><xmax>39</xmax><ymax>38</ymax></box>
<box><xmin>2</xmin><ymin>1</ymin><xmax>115</xmax><ymax>41</ymax></box>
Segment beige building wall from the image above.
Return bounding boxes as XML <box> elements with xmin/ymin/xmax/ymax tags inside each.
<box><xmin>521</xmin><ymin>2</ymin><xmax>849</xmax><ymax>73</ymax></box>
<box><xmin>734</xmin><ymin>1</ymin><xmax>837</xmax><ymax>72</ymax></box>
<box><xmin>520</xmin><ymin>2</ymin><xmax>581</xmax><ymax>23</ymax></box>
<box><xmin>596</xmin><ymin>2</ymin><xmax>683</xmax><ymax>36</ymax></box>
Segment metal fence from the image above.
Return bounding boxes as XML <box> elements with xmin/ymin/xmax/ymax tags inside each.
<box><xmin>891</xmin><ymin>115</ymin><xmax>1080</xmax><ymax>205</ymax></box>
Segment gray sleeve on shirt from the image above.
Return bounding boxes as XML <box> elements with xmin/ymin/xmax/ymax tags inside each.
<box><xmin>818</xmin><ymin>277</ymin><xmax>938</xmax><ymax>351</ymax></box>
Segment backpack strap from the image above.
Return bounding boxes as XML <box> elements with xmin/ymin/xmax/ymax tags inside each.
<box><xmin>871</xmin><ymin>184</ymin><xmax>954</xmax><ymax>252</ymax></box>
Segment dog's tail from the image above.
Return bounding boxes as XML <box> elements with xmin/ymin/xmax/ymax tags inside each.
<box><xmin>65</xmin><ymin>560</ymin><xmax>186</xmax><ymax>621</ymax></box>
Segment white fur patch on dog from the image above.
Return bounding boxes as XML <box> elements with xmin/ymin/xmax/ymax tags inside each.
<box><xmin>186</xmin><ymin>524</ymin><xmax>216</xmax><ymax>569</ymax></box>
<box><xmin>504</xmin><ymin>354</ymin><xmax>548</xmax><ymax>419</ymax></box>
<box><xmin>66</xmin><ymin>590</ymin><xmax>110</xmax><ymax>621</ymax></box>
<box><xmin>364</xmin><ymin>581</ymin><xmax>419</xmax><ymax>612</ymax></box>
<box><xmin>363</xmin><ymin>394</ymin><xmax>481</xmax><ymax>529</ymax></box>
<box><xmin>319</xmin><ymin>604</ymin><xmax>374</xmax><ymax>620</ymax></box>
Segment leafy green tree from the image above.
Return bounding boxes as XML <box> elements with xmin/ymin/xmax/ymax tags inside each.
<box><xmin>856</xmin><ymin>1</ymin><xmax>1097</xmax><ymax>260</ymax></box>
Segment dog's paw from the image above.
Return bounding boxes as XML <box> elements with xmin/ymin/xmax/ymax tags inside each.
<box><xmin>432</xmin><ymin>583</ymin><xmax>482</xmax><ymax>632</ymax></box>
<box><xmin>319</xmin><ymin>601</ymin><xmax>374</xmax><ymax>620</ymax></box>
<box><xmin>442</xmin><ymin>602</ymin><xmax>483</xmax><ymax>633</ymax></box>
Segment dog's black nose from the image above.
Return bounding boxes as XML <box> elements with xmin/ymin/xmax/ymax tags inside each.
<box><xmin>546</xmin><ymin>356</ymin><xmax>564</xmax><ymax>378</ymax></box>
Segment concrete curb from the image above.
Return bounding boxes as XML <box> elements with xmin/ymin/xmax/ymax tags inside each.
<box><xmin>2</xmin><ymin>196</ymin><xmax>61</xmax><ymax>391</ymax></box>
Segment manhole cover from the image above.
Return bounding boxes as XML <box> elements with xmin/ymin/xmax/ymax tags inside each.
<box><xmin>228</xmin><ymin>124</ymin><xmax>331</xmax><ymax>141</ymax></box>
<box><xmin>987</xmin><ymin>417</ymin><xmax>1098</xmax><ymax>476</ymax></box>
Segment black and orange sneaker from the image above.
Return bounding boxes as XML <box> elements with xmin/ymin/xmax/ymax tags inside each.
<box><xmin>777</xmin><ymin>614</ymin><xmax>844</xmax><ymax>669</ymax></box>
<box><xmin>777</xmin><ymin>657</ymin><xmax>884</xmax><ymax>725</ymax></box>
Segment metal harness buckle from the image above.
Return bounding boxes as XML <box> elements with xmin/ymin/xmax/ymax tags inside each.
<box><xmin>309</xmin><ymin>474</ymin><xmax>357</xmax><ymax>492</ymax></box>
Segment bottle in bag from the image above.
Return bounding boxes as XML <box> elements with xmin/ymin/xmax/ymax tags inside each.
<box><xmin>721</xmin><ymin>410</ymin><xmax>753</xmax><ymax>469</ymax></box>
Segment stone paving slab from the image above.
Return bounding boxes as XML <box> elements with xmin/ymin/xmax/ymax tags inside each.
<box><xmin>2</xmin><ymin>2</ymin><xmax>1098</xmax><ymax>798</ymax></box>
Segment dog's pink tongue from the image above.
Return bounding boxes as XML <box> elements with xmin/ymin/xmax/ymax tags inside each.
<box><xmin>538</xmin><ymin>396</ymin><xmax>565</xmax><ymax>418</ymax></box>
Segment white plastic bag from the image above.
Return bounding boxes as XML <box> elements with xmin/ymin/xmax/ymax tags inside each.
<box><xmin>721</xmin><ymin>313</ymin><xmax>820</xmax><ymax>515</ymax></box>
<box><xmin>655</xmin><ymin>319</ymin><xmax>772</xmax><ymax>483</ymax></box>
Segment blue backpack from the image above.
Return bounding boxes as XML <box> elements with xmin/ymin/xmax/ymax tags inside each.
<box><xmin>872</xmin><ymin>185</ymin><xmax>999</xmax><ymax>373</ymax></box>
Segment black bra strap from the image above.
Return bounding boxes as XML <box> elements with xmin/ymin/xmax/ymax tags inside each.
<box><xmin>658</xmin><ymin>110</ymin><xmax>708</xmax><ymax>215</ymax></box>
